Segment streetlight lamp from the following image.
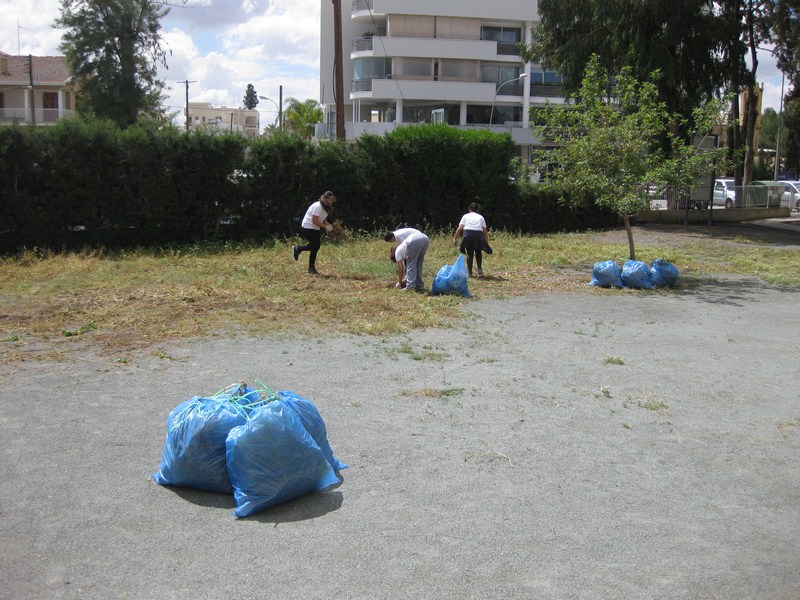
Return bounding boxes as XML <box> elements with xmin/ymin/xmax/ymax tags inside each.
<box><xmin>259</xmin><ymin>92</ymin><xmax>282</xmax><ymax>131</ymax></box>
<box><xmin>490</xmin><ymin>73</ymin><xmax>526</xmax><ymax>126</ymax></box>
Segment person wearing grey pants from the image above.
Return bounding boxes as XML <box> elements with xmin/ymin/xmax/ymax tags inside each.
<box><xmin>391</xmin><ymin>231</ymin><xmax>430</xmax><ymax>291</ymax></box>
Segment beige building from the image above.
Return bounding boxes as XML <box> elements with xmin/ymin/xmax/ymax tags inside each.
<box><xmin>0</xmin><ymin>51</ymin><xmax>76</xmax><ymax>126</ymax></box>
<box><xmin>318</xmin><ymin>0</ymin><xmax>567</xmax><ymax>161</ymax></box>
<box><xmin>186</xmin><ymin>102</ymin><xmax>260</xmax><ymax>138</ymax></box>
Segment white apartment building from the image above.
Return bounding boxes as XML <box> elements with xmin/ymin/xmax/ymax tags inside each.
<box><xmin>318</xmin><ymin>0</ymin><xmax>566</xmax><ymax>161</ymax></box>
<box><xmin>186</xmin><ymin>102</ymin><xmax>260</xmax><ymax>138</ymax></box>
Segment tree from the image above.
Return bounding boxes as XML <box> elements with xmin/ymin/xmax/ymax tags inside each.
<box><xmin>520</xmin><ymin>0</ymin><xmax>730</xmax><ymax>139</ymax></box>
<box><xmin>56</xmin><ymin>0</ymin><xmax>170</xmax><ymax>128</ymax></box>
<box><xmin>531</xmin><ymin>55</ymin><xmax>726</xmax><ymax>260</ymax></box>
<box><xmin>281</xmin><ymin>98</ymin><xmax>323</xmax><ymax>140</ymax></box>
<box><xmin>243</xmin><ymin>84</ymin><xmax>259</xmax><ymax>110</ymax></box>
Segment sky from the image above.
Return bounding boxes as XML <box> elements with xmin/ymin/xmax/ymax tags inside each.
<box><xmin>1</xmin><ymin>0</ymin><xmax>791</xmax><ymax>126</ymax></box>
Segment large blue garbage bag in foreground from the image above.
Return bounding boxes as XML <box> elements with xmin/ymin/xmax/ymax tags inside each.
<box><xmin>278</xmin><ymin>390</ymin><xmax>348</xmax><ymax>472</ymax></box>
<box><xmin>152</xmin><ymin>395</ymin><xmax>247</xmax><ymax>493</ymax></box>
<box><xmin>621</xmin><ymin>260</ymin><xmax>655</xmax><ymax>289</ymax></box>
<box><xmin>431</xmin><ymin>254</ymin><xmax>470</xmax><ymax>298</ymax></box>
<box><xmin>226</xmin><ymin>400</ymin><xmax>343</xmax><ymax>518</ymax></box>
<box><xmin>589</xmin><ymin>260</ymin><xmax>623</xmax><ymax>288</ymax></box>
<box><xmin>649</xmin><ymin>258</ymin><xmax>680</xmax><ymax>288</ymax></box>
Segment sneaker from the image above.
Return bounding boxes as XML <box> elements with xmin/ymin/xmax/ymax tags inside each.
<box><xmin>292</xmin><ymin>245</ymin><xmax>299</xmax><ymax>261</ymax></box>
<box><xmin>308</xmin><ymin>267</ymin><xmax>319</xmax><ymax>275</ymax></box>
<box><xmin>477</xmin><ymin>268</ymin><xmax>483</xmax><ymax>276</ymax></box>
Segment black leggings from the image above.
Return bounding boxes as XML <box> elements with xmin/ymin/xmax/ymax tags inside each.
<box><xmin>461</xmin><ymin>230</ymin><xmax>484</xmax><ymax>274</ymax></box>
<box><xmin>298</xmin><ymin>227</ymin><xmax>323</xmax><ymax>269</ymax></box>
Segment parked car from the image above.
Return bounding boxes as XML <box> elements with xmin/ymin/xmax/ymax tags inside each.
<box><xmin>713</xmin><ymin>178</ymin><xmax>736</xmax><ymax>208</ymax></box>
<box><xmin>778</xmin><ymin>181</ymin><xmax>800</xmax><ymax>211</ymax></box>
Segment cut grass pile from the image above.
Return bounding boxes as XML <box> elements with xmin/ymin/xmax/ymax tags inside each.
<box><xmin>1</xmin><ymin>226</ymin><xmax>798</xmax><ymax>360</ymax></box>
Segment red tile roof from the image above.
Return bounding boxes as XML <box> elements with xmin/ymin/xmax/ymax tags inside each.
<box><xmin>0</xmin><ymin>51</ymin><xmax>71</xmax><ymax>86</ymax></box>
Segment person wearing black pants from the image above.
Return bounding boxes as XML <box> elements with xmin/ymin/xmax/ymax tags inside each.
<box><xmin>453</xmin><ymin>202</ymin><xmax>491</xmax><ymax>277</ymax></box>
<box><xmin>293</xmin><ymin>191</ymin><xmax>336</xmax><ymax>274</ymax></box>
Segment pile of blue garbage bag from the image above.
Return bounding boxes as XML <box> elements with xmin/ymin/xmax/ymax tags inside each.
<box><xmin>153</xmin><ymin>383</ymin><xmax>347</xmax><ymax>518</ymax></box>
<box><xmin>589</xmin><ymin>258</ymin><xmax>680</xmax><ymax>289</ymax></box>
<box><xmin>431</xmin><ymin>254</ymin><xmax>471</xmax><ymax>298</ymax></box>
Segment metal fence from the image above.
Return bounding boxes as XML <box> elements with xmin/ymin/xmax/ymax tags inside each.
<box><xmin>645</xmin><ymin>183</ymin><xmax>793</xmax><ymax>211</ymax></box>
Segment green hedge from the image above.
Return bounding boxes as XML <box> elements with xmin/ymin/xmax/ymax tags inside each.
<box><xmin>0</xmin><ymin>119</ymin><xmax>617</xmax><ymax>252</ymax></box>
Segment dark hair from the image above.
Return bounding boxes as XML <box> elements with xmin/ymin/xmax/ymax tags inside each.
<box><xmin>469</xmin><ymin>202</ymin><xmax>481</xmax><ymax>212</ymax></box>
<box><xmin>323</xmin><ymin>190</ymin><xmax>334</xmax><ymax>198</ymax></box>
<box><xmin>390</xmin><ymin>246</ymin><xmax>397</xmax><ymax>263</ymax></box>
<box><xmin>383</xmin><ymin>231</ymin><xmax>395</xmax><ymax>242</ymax></box>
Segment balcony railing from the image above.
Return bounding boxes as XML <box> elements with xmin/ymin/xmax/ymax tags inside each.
<box><xmin>352</xmin><ymin>36</ymin><xmax>373</xmax><ymax>52</ymax></box>
<box><xmin>497</xmin><ymin>42</ymin><xmax>519</xmax><ymax>56</ymax></box>
<box><xmin>0</xmin><ymin>107</ymin><xmax>75</xmax><ymax>124</ymax></box>
<box><xmin>529</xmin><ymin>84</ymin><xmax>565</xmax><ymax>98</ymax></box>
<box><xmin>494</xmin><ymin>82</ymin><xmax>524</xmax><ymax>96</ymax></box>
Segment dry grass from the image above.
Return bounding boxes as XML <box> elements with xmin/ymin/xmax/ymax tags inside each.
<box><xmin>1</xmin><ymin>225</ymin><xmax>798</xmax><ymax>361</ymax></box>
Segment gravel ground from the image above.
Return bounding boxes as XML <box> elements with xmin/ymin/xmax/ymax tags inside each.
<box><xmin>1</xmin><ymin>224</ymin><xmax>799</xmax><ymax>600</ymax></box>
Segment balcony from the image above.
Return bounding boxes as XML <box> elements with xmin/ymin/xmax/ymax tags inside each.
<box><xmin>0</xmin><ymin>107</ymin><xmax>76</xmax><ymax>125</ymax></box>
<box><xmin>529</xmin><ymin>84</ymin><xmax>566</xmax><ymax>98</ymax></box>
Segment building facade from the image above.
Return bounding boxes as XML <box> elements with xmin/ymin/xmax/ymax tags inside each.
<box><xmin>317</xmin><ymin>0</ymin><xmax>566</xmax><ymax>160</ymax></box>
<box><xmin>0</xmin><ymin>51</ymin><xmax>76</xmax><ymax>126</ymax></box>
<box><xmin>185</xmin><ymin>102</ymin><xmax>260</xmax><ymax>138</ymax></box>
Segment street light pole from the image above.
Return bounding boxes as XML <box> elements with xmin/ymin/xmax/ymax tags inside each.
<box><xmin>774</xmin><ymin>70</ymin><xmax>785</xmax><ymax>181</ymax></box>
<box><xmin>490</xmin><ymin>73</ymin><xmax>526</xmax><ymax>126</ymax></box>
<box><xmin>259</xmin><ymin>95</ymin><xmax>281</xmax><ymax>131</ymax></box>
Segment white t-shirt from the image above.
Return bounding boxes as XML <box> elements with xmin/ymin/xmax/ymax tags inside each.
<box><xmin>393</xmin><ymin>227</ymin><xmax>420</xmax><ymax>244</ymax></box>
<box><xmin>459</xmin><ymin>212</ymin><xmax>486</xmax><ymax>231</ymax></box>
<box><xmin>301</xmin><ymin>201</ymin><xmax>328</xmax><ymax>230</ymax></box>
<box><xmin>394</xmin><ymin>232</ymin><xmax>425</xmax><ymax>261</ymax></box>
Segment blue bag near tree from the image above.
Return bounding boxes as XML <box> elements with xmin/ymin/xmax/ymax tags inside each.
<box><xmin>152</xmin><ymin>395</ymin><xmax>247</xmax><ymax>493</ymax></box>
<box><xmin>621</xmin><ymin>260</ymin><xmax>654</xmax><ymax>289</ymax></box>
<box><xmin>431</xmin><ymin>254</ymin><xmax>470</xmax><ymax>298</ymax></box>
<box><xmin>225</xmin><ymin>398</ymin><xmax>344</xmax><ymax>518</ymax></box>
<box><xmin>649</xmin><ymin>258</ymin><xmax>680</xmax><ymax>288</ymax></box>
<box><xmin>589</xmin><ymin>260</ymin><xmax>623</xmax><ymax>288</ymax></box>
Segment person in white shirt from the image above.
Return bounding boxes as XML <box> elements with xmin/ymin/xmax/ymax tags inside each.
<box><xmin>453</xmin><ymin>202</ymin><xmax>491</xmax><ymax>277</ymax></box>
<box><xmin>293</xmin><ymin>191</ymin><xmax>336</xmax><ymax>274</ymax></box>
<box><xmin>383</xmin><ymin>227</ymin><xmax>422</xmax><ymax>245</ymax></box>
<box><xmin>390</xmin><ymin>230</ymin><xmax>430</xmax><ymax>291</ymax></box>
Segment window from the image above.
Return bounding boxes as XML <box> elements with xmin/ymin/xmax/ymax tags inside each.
<box><xmin>388</xmin><ymin>14</ymin><xmax>434</xmax><ymax>38</ymax></box>
<box><xmin>393</xmin><ymin>57</ymin><xmax>432</xmax><ymax>79</ymax></box>
<box><xmin>481</xmin><ymin>64</ymin><xmax>522</xmax><ymax>85</ymax></box>
<box><xmin>439</xmin><ymin>59</ymin><xmax>479</xmax><ymax>81</ymax></box>
<box><xmin>353</xmin><ymin>57</ymin><xmax>391</xmax><ymax>80</ymax></box>
<box><xmin>435</xmin><ymin>17</ymin><xmax>480</xmax><ymax>40</ymax></box>
<box><xmin>481</xmin><ymin>26</ymin><xmax>521</xmax><ymax>44</ymax></box>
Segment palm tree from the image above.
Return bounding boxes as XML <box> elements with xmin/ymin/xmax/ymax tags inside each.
<box><xmin>281</xmin><ymin>97</ymin><xmax>323</xmax><ymax>140</ymax></box>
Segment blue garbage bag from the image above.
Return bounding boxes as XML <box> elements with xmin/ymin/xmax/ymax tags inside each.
<box><xmin>431</xmin><ymin>254</ymin><xmax>471</xmax><ymax>298</ymax></box>
<box><xmin>226</xmin><ymin>400</ymin><xmax>342</xmax><ymax>518</ymax></box>
<box><xmin>153</xmin><ymin>395</ymin><xmax>247</xmax><ymax>493</ymax></box>
<box><xmin>621</xmin><ymin>260</ymin><xmax>654</xmax><ymax>289</ymax></box>
<box><xmin>589</xmin><ymin>260</ymin><xmax>623</xmax><ymax>288</ymax></box>
<box><xmin>278</xmin><ymin>390</ymin><xmax>348</xmax><ymax>472</ymax></box>
<box><xmin>649</xmin><ymin>258</ymin><xmax>680</xmax><ymax>288</ymax></box>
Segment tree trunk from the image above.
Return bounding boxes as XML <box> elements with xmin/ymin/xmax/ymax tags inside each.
<box><xmin>624</xmin><ymin>214</ymin><xmax>636</xmax><ymax>261</ymax></box>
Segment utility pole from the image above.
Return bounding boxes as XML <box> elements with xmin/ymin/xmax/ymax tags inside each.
<box><xmin>179</xmin><ymin>80</ymin><xmax>196</xmax><ymax>132</ymax></box>
<box><xmin>279</xmin><ymin>84</ymin><xmax>283</xmax><ymax>132</ymax></box>
<box><xmin>332</xmin><ymin>0</ymin><xmax>345</xmax><ymax>141</ymax></box>
<box><xmin>28</xmin><ymin>54</ymin><xmax>35</xmax><ymax>125</ymax></box>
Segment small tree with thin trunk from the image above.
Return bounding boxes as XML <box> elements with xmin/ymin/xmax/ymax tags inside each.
<box><xmin>531</xmin><ymin>54</ymin><xmax>725</xmax><ymax>260</ymax></box>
